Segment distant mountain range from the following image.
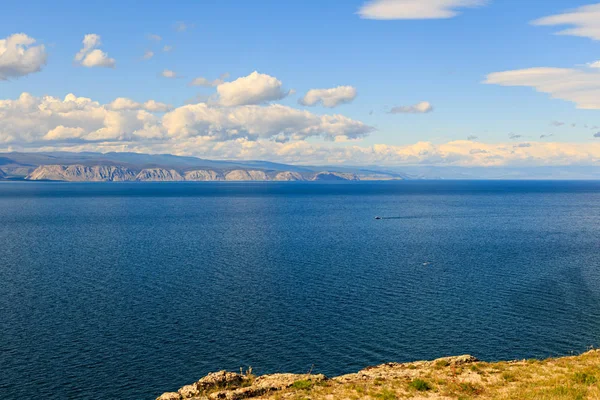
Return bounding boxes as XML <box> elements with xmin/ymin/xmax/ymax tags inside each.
<box><xmin>1</xmin><ymin>151</ymin><xmax>600</xmax><ymax>181</ymax></box>
<box><xmin>0</xmin><ymin>152</ymin><xmax>405</xmax><ymax>182</ymax></box>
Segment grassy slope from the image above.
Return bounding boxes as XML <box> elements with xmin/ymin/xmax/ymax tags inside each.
<box><xmin>160</xmin><ymin>350</ymin><xmax>600</xmax><ymax>400</ymax></box>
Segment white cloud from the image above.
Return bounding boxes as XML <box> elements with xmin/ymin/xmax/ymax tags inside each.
<box><xmin>74</xmin><ymin>34</ymin><xmax>115</xmax><ymax>68</ymax></box>
<box><xmin>163</xmin><ymin>45</ymin><xmax>173</xmax><ymax>52</ymax></box>
<box><xmin>189</xmin><ymin>73</ymin><xmax>229</xmax><ymax>88</ymax></box>
<box><xmin>358</xmin><ymin>0</ymin><xmax>488</xmax><ymax>20</ymax></box>
<box><xmin>142</xmin><ymin>51</ymin><xmax>154</xmax><ymax>60</ymax></box>
<box><xmin>12</xmin><ymin>136</ymin><xmax>600</xmax><ymax>168</ymax></box>
<box><xmin>108</xmin><ymin>97</ymin><xmax>172</xmax><ymax>112</ymax></box>
<box><xmin>299</xmin><ymin>86</ymin><xmax>357</xmax><ymax>108</ymax></box>
<box><xmin>532</xmin><ymin>4</ymin><xmax>600</xmax><ymax>41</ymax></box>
<box><xmin>1</xmin><ymin>94</ymin><xmax>598</xmax><ymax>167</ymax></box>
<box><xmin>587</xmin><ymin>60</ymin><xmax>600</xmax><ymax>68</ymax></box>
<box><xmin>161</xmin><ymin>69</ymin><xmax>179</xmax><ymax>78</ymax></box>
<box><xmin>216</xmin><ymin>71</ymin><xmax>290</xmax><ymax>106</ymax></box>
<box><xmin>485</xmin><ymin>66</ymin><xmax>600</xmax><ymax>110</ymax></box>
<box><xmin>389</xmin><ymin>101</ymin><xmax>433</xmax><ymax>114</ymax></box>
<box><xmin>162</xmin><ymin>103</ymin><xmax>374</xmax><ymax>141</ymax></box>
<box><xmin>0</xmin><ymin>33</ymin><xmax>47</xmax><ymax>80</ymax></box>
<box><xmin>0</xmin><ymin>92</ymin><xmax>373</xmax><ymax>146</ymax></box>
<box><xmin>148</xmin><ymin>34</ymin><xmax>162</xmax><ymax>42</ymax></box>
<box><xmin>143</xmin><ymin>100</ymin><xmax>173</xmax><ymax>112</ymax></box>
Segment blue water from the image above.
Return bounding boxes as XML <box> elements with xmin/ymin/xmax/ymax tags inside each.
<box><xmin>2</xmin><ymin>181</ymin><xmax>600</xmax><ymax>399</ymax></box>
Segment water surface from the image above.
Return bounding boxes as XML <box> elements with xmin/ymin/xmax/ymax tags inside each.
<box><xmin>1</xmin><ymin>181</ymin><xmax>600</xmax><ymax>399</ymax></box>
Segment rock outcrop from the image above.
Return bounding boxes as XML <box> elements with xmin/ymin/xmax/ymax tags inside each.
<box><xmin>157</xmin><ymin>351</ymin><xmax>600</xmax><ymax>400</ymax></box>
<box><xmin>26</xmin><ymin>165</ymin><xmax>137</xmax><ymax>182</ymax></box>
<box><xmin>184</xmin><ymin>170</ymin><xmax>224</xmax><ymax>181</ymax></box>
<box><xmin>312</xmin><ymin>171</ymin><xmax>359</xmax><ymax>181</ymax></box>
<box><xmin>158</xmin><ymin>371</ymin><xmax>326</xmax><ymax>400</ymax></box>
<box><xmin>24</xmin><ymin>164</ymin><xmax>364</xmax><ymax>182</ymax></box>
<box><xmin>135</xmin><ymin>168</ymin><xmax>184</xmax><ymax>181</ymax></box>
<box><xmin>225</xmin><ymin>170</ymin><xmax>270</xmax><ymax>181</ymax></box>
<box><xmin>272</xmin><ymin>171</ymin><xmax>304</xmax><ymax>181</ymax></box>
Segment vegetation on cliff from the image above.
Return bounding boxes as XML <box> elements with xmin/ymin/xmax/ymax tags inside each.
<box><xmin>157</xmin><ymin>350</ymin><xmax>600</xmax><ymax>399</ymax></box>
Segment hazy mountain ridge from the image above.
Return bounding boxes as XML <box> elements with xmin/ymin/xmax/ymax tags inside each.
<box><xmin>22</xmin><ymin>164</ymin><xmax>363</xmax><ymax>182</ymax></box>
<box><xmin>0</xmin><ymin>152</ymin><xmax>401</xmax><ymax>182</ymax></box>
<box><xmin>3</xmin><ymin>151</ymin><xmax>600</xmax><ymax>181</ymax></box>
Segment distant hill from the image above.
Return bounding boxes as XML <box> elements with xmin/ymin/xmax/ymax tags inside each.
<box><xmin>2</xmin><ymin>151</ymin><xmax>599</xmax><ymax>181</ymax></box>
<box><xmin>0</xmin><ymin>152</ymin><xmax>404</xmax><ymax>182</ymax></box>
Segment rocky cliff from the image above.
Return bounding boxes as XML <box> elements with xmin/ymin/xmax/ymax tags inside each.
<box><xmin>136</xmin><ymin>168</ymin><xmax>184</xmax><ymax>181</ymax></box>
<box><xmin>184</xmin><ymin>170</ymin><xmax>224</xmax><ymax>181</ymax></box>
<box><xmin>26</xmin><ymin>165</ymin><xmax>137</xmax><ymax>182</ymax></box>
<box><xmin>312</xmin><ymin>171</ymin><xmax>359</xmax><ymax>181</ymax></box>
<box><xmin>224</xmin><ymin>170</ymin><xmax>270</xmax><ymax>181</ymax></box>
<box><xmin>273</xmin><ymin>171</ymin><xmax>304</xmax><ymax>181</ymax></box>
<box><xmin>157</xmin><ymin>350</ymin><xmax>600</xmax><ymax>400</ymax></box>
<box><xmin>25</xmin><ymin>165</ymin><xmax>366</xmax><ymax>182</ymax></box>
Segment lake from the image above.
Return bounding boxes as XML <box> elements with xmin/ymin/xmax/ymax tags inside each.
<box><xmin>1</xmin><ymin>181</ymin><xmax>600</xmax><ymax>399</ymax></box>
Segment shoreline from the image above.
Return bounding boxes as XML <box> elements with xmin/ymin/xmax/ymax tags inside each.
<box><xmin>157</xmin><ymin>350</ymin><xmax>600</xmax><ymax>399</ymax></box>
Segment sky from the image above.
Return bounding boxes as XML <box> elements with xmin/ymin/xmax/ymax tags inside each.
<box><xmin>2</xmin><ymin>0</ymin><xmax>600</xmax><ymax>166</ymax></box>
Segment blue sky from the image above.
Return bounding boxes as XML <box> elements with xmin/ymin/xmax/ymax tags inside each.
<box><xmin>2</xmin><ymin>0</ymin><xmax>600</xmax><ymax>165</ymax></box>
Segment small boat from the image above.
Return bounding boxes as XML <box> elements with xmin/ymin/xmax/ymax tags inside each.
<box><xmin>375</xmin><ymin>216</ymin><xmax>382</xmax><ymax>220</ymax></box>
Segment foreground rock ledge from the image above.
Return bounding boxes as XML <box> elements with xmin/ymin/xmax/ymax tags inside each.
<box><xmin>157</xmin><ymin>351</ymin><xmax>600</xmax><ymax>399</ymax></box>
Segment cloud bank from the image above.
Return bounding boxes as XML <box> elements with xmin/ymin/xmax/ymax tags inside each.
<box><xmin>358</xmin><ymin>0</ymin><xmax>488</xmax><ymax>20</ymax></box>
<box><xmin>0</xmin><ymin>92</ymin><xmax>373</xmax><ymax>146</ymax></box>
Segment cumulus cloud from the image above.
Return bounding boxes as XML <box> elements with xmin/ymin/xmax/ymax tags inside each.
<box><xmin>189</xmin><ymin>73</ymin><xmax>229</xmax><ymax>87</ymax></box>
<box><xmin>485</xmin><ymin>66</ymin><xmax>600</xmax><ymax>109</ymax></box>
<box><xmin>0</xmin><ymin>33</ymin><xmax>47</xmax><ymax>80</ymax></box>
<box><xmin>216</xmin><ymin>71</ymin><xmax>290</xmax><ymax>106</ymax></box>
<box><xmin>389</xmin><ymin>101</ymin><xmax>433</xmax><ymax>114</ymax></box>
<box><xmin>74</xmin><ymin>34</ymin><xmax>115</xmax><ymax>68</ymax></box>
<box><xmin>299</xmin><ymin>86</ymin><xmax>357</xmax><ymax>108</ymax></box>
<box><xmin>12</xmin><ymin>138</ymin><xmax>600</xmax><ymax>168</ymax></box>
<box><xmin>161</xmin><ymin>69</ymin><xmax>179</xmax><ymax>78</ymax></box>
<box><xmin>108</xmin><ymin>97</ymin><xmax>172</xmax><ymax>112</ymax></box>
<box><xmin>358</xmin><ymin>0</ymin><xmax>488</xmax><ymax>20</ymax></box>
<box><xmin>0</xmin><ymin>92</ymin><xmax>373</xmax><ymax>147</ymax></box>
<box><xmin>162</xmin><ymin>103</ymin><xmax>374</xmax><ymax>141</ymax></box>
<box><xmin>142</xmin><ymin>51</ymin><xmax>154</xmax><ymax>60</ymax></box>
<box><xmin>532</xmin><ymin>4</ymin><xmax>600</xmax><ymax>41</ymax></box>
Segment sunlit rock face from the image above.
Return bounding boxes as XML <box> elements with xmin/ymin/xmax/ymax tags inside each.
<box><xmin>311</xmin><ymin>171</ymin><xmax>359</xmax><ymax>181</ymax></box>
<box><xmin>272</xmin><ymin>171</ymin><xmax>304</xmax><ymax>181</ymax></box>
<box><xmin>224</xmin><ymin>170</ymin><xmax>270</xmax><ymax>181</ymax></box>
<box><xmin>135</xmin><ymin>168</ymin><xmax>184</xmax><ymax>181</ymax></box>
<box><xmin>27</xmin><ymin>165</ymin><xmax>137</xmax><ymax>181</ymax></box>
<box><xmin>184</xmin><ymin>170</ymin><xmax>224</xmax><ymax>181</ymax></box>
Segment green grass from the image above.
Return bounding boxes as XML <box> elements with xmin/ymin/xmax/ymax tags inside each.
<box><xmin>375</xmin><ymin>388</ymin><xmax>397</xmax><ymax>400</ymax></box>
<box><xmin>291</xmin><ymin>380</ymin><xmax>314</xmax><ymax>390</ymax></box>
<box><xmin>573</xmin><ymin>372</ymin><xmax>597</xmax><ymax>385</ymax></box>
<box><xmin>408</xmin><ymin>378</ymin><xmax>432</xmax><ymax>391</ymax></box>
